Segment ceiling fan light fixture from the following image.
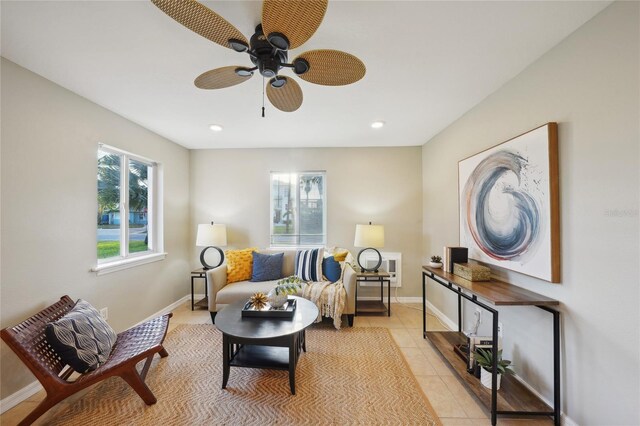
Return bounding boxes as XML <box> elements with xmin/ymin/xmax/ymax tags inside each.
<box><xmin>228</xmin><ymin>39</ymin><xmax>249</xmax><ymax>52</ymax></box>
<box><xmin>270</xmin><ymin>77</ymin><xmax>287</xmax><ymax>88</ymax></box>
<box><xmin>235</xmin><ymin>67</ymin><xmax>254</xmax><ymax>77</ymax></box>
<box><xmin>292</xmin><ymin>58</ymin><xmax>310</xmax><ymax>75</ymax></box>
<box><xmin>209</xmin><ymin>124</ymin><xmax>223</xmax><ymax>132</ymax></box>
<box><xmin>267</xmin><ymin>32</ymin><xmax>290</xmax><ymax>51</ymax></box>
<box><xmin>371</xmin><ymin>121</ymin><xmax>385</xmax><ymax>129</ymax></box>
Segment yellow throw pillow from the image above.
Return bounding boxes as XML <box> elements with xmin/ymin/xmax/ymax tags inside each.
<box><xmin>226</xmin><ymin>248</ymin><xmax>257</xmax><ymax>284</ymax></box>
<box><xmin>332</xmin><ymin>250</ymin><xmax>349</xmax><ymax>262</ymax></box>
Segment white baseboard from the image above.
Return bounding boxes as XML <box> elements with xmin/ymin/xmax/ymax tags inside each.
<box><xmin>425</xmin><ymin>301</ymin><xmax>457</xmax><ymax>331</ymax></box>
<box><xmin>0</xmin><ymin>381</ymin><xmax>43</xmax><ymax>414</ymax></box>
<box><xmin>511</xmin><ymin>373</ymin><xmax>576</xmax><ymax>426</ymax></box>
<box><xmin>562</xmin><ymin>413</ymin><xmax>578</xmax><ymax>426</ymax></box>
<box><xmin>134</xmin><ymin>294</ymin><xmax>193</xmax><ymax>326</ymax></box>
<box><xmin>1</xmin><ymin>294</ymin><xmax>194</xmax><ymax>415</ymax></box>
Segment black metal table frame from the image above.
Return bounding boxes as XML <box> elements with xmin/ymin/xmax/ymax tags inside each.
<box><xmin>422</xmin><ymin>270</ymin><xmax>560</xmax><ymax>426</ymax></box>
<box><xmin>221</xmin><ymin>329</ymin><xmax>307</xmax><ymax>395</ymax></box>
<box><xmin>190</xmin><ymin>269</ymin><xmax>207</xmax><ymax>311</ymax></box>
<box><xmin>355</xmin><ymin>274</ymin><xmax>391</xmax><ymax>317</ymax></box>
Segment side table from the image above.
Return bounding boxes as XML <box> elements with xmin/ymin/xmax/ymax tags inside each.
<box><xmin>191</xmin><ymin>268</ymin><xmax>208</xmax><ymax>311</ymax></box>
<box><xmin>355</xmin><ymin>270</ymin><xmax>391</xmax><ymax>316</ymax></box>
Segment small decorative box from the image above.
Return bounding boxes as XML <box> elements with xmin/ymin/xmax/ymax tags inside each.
<box><xmin>453</xmin><ymin>263</ymin><xmax>491</xmax><ymax>281</ymax></box>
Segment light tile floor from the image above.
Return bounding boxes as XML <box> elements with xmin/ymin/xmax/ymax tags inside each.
<box><xmin>1</xmin><ymin>302</ymin><xmax>552</xmax><ymax>425</ymax></box>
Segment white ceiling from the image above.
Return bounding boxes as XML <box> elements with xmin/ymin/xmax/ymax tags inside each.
<box><xmin>1</xmin><ymin>1</ymin><xmax>609</xmax><ymax>149</ymax></box>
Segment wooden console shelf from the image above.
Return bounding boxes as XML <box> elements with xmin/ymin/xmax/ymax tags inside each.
<box><xmin>423</xmin><ymin>266</ymin><xmax>559</xmax><ymax>306</ymax></box>
<box><xmin>422</xmin><ymin>266</ymin><xmax>561</xmax><ymax>426</ymax></box>
<box><xmin>427</xmin><ymin>331</ymin><xmax>552</xmax><ymax>414</ymax></box>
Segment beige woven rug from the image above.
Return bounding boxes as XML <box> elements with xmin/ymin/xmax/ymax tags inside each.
<box><xmin>48</xmin><ymin>324</ymin><xmax>440</xmax><ymax>425</ymax></box>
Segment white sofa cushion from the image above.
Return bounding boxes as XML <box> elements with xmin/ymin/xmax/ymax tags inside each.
<box><xmin>216</xmin><ymin>280</ymin><xmax>281</xmax><ymax>305</ymax></box>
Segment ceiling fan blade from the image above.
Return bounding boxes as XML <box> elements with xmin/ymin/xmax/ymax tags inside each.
<box><xmin>295</xmin><ymin>49</ymin><xmax>366</xmax><ymax>86</ymax></box>
<box><xmin>266</xmin><ymin>77</ymin><xmax>303</xmax><ymax>112</ymax></box>
<box><xmin>262</xmin><ymin>0</ymin><xmax>328</xmax><ymax>50</ymax></box>
<box><xmin>151</xmin><ymin>0</ymin><xmax>248</xmax><ymax>51</ymax></box>
<box><xmin>194</xmin><ymin>66</ymin><xmax>253</xmax><ymax>89</ymax></box>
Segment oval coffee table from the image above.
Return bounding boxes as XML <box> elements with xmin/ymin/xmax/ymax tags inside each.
<box><xmin>214</xmin><ymin>296</ymin><xmax>318</xmax><ymax>395</ymax></box>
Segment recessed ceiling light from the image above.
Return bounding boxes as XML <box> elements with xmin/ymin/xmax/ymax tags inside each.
<box><xmin>371</xmin><ymin>121</ymin><xmax>385</xmax><ymax>129</ymax></box>
<box><xmin>209</xmin><ymin>124</ymin><xmax>223</xmax><ymax>132</ymax></box>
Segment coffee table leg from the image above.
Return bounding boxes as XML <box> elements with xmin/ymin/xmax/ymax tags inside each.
<box><xmin>302</xmin><ymin>329</ymin><xmax>307</xmax><ymax>352</ymax></box>
<box><xmin>289</xmin><ymin>335</ymin><xmax>296</xmax><ymax>395</ymax></box>
<box><xmin>222</xmin><ymin>334</ymin><xmax>230</xmax><ymax>389</ymax></box>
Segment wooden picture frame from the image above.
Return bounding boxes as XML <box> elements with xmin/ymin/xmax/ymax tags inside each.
<box><xmin>458</xmin><ymin>123</ymin><xmax>560</xmax><ymax>283</ymax></box>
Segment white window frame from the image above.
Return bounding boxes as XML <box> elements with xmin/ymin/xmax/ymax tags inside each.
<box><xmin>92</xmin><ymin>144</ymin><xmax>165</xmax><ymax>275</ymax></box>
<box><xmin>269</xmin><ymin>171</ymin><xmax>327</xmax><ymax>248</ymax></box>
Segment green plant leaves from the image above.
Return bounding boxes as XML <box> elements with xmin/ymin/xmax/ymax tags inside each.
<box><xmin>473</xmin><ymin>348</ymin><xmax>514</xmax><ymax>375</ymax></box>
<box><xmin>274</xmin><ymin>275</ymin><xmax>304</xmax><ymax>296</ymax></box>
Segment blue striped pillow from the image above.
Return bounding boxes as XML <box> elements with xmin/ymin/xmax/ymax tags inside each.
<box><xmin>295</xmin><ymin>248</ymin><xmax>324</xmax><ymax>281</ymax></box>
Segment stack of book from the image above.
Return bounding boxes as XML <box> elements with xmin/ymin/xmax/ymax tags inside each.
<box><xmin>443</xmin><ymin>247</ymin><xmax>468</xmax><ymax>273</ymax></box>
<box><xmin>466</xmin><ymin>335</ymin><xmax>502</xmax><ymax>378</ymax></box>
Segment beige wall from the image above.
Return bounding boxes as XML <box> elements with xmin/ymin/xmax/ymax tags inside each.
<box><xmin>0</xmin><ymin>58</ymin><xmax>191</xmax><ymax>399</ymax></box>
<box><xmin>422</xmin><ymin>2</ymin><xmax>639</xmax><ymax>424</ymax></box>
<box><xmin>190</xmin><ymin>147</ymin><xmax>423</xmax><ymax>298</ymax></box>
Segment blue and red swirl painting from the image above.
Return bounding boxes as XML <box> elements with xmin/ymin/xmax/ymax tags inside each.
<box><xmin>458</xmin><ymin>125</ymin><xmax>555</xmax><ymax>281</ymax></box>
<box><xmin>463</xmin><ymin>151</ymin><xmax>541</xmax><ymax>261</ymax></box>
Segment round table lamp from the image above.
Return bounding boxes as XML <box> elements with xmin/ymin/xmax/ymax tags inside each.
<box><xmin>354</xmin><ymin>222</ymin><xmax>385</xmax><ymax>272</ymax></box>
<box><xmin>196</xmin><ymin>222</ymin><xmax>227</xmax><ymax>269</ymax></box>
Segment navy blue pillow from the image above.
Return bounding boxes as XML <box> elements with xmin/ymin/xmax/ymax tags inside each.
<box><xmin>251</xmin><ymin>252</ymin><xmax>284</xmax><ymax>282</ymax></box>
<box><xmin>322</xmin><ymin>256</ymin><xmax>342</xmax><ymax>283</ymax></box>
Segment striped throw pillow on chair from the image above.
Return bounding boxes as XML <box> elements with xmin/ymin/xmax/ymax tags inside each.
<box><xmin>295</xmin><ymin>248</ymin><xmax>324</xmax><ymax>282</ymax></box>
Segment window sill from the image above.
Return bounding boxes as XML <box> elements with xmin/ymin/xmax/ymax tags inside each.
<box><xmin>269</xmin><ymin>244</ymin><xmax>327</xmax><ymax>250</ymax></box>
<box><xmin>91</xmin><ymin>252</ymin><xmax>167</xmax><ymax>276</ymax></box>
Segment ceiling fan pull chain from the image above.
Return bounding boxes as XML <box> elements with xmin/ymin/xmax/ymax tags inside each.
<box><xmin>262</xmin><ymin>76</ymin><xmax>266</xmax><ymax>118</ymax></box>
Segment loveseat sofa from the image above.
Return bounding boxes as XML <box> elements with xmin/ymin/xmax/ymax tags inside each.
<box><xmin>206</xmin><ymin>248</ymin><xmax>356</xmax><ymax>327</ymax></box>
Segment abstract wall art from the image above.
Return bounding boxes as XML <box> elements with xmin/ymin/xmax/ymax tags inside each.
<box><xmin>458</xmin><ymin>123</ymin><xmax>560</xmax><ymax>282</ymax></box>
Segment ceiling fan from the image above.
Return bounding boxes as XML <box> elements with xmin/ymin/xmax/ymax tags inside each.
<box><xmin>151</xmin><ymin>0</ymin><xmax>366</xmax><ymax>115</ymax></box>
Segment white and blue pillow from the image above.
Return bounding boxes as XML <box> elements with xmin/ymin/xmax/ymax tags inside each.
<box><xmin>295</xmin><ymin>248</ymin><xmax>324</xmax><ymax>282</ymax></box>
<box><xmin>45</xmin><ymin>299</ymin><xmax>117</xmax><ymax>373</ymax></box>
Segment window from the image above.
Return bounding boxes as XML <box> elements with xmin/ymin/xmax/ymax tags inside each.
<box><xmin>270</xmin><ymin>172</ymin><xmax>326</xmax><ymax>246</ymax></box>
<box><xmin>96</xmin><ymin>145</ymin><xmax>163</xmax><ymax>272</ymax></box>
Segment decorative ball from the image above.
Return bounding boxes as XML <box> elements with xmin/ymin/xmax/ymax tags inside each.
<box><xmin>268</xmin><ymin>288</ymin><xmax>288</xmax><ymax>308</ymax></box>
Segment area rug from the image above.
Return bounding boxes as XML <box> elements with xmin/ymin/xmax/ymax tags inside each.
<box><xmin>48</xmin><ymin>324</ymin><xmax>440</xmax><ymax>425</ymax></box>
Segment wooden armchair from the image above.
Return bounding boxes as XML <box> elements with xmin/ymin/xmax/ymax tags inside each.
<box><xmin>1</xmin><ymin>296</ymin><xmax>172</xmax><ymax>425</ymax></box>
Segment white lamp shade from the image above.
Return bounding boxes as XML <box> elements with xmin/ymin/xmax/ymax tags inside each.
<box><xmin>196</xmin><ymin>223</ymin><xmax>227</xmax><ymax>247</ymax></box>
<box><xmin>354</xmin><ymin>224</ymin><xmax>384</xmax><ymax>248</ymax></box>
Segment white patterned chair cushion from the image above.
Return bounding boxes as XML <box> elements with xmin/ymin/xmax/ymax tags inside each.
<box><xmin>45</xmin><ymin>299</ymin><xmax>117</xmax><ymax>373</ymax></box>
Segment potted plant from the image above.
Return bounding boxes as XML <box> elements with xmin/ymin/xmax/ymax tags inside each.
<box><xmin>474</xmin><ymin>348</ymin><xmax>514</xmax><ymax>390</ymax></box>
<box><xmin>429</xmin><ymin>255</ymin><xmax>443</xmax><ymax>268</ymax></box>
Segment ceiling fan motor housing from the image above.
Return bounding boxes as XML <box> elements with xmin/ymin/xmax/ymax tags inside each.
<box><xmin>250</xmin><ymin>25</ymin><xmax>288</xmax><ymax>78</ymax></box>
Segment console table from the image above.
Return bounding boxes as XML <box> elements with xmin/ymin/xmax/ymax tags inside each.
<box><xmin>422</xmin><ymin>266</ymin><xmax>560</xmax><ymax>426</ymax></box>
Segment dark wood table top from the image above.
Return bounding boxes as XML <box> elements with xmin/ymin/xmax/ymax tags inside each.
<box><xmin>215</xmin><ymin>296</ymin><xmax>319</xmax><ymax>339</ymax></box>
<box><xmin>423</xmin><ymin>266</ymin><xmax>559</xmax><ymax>306</ymax></box>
